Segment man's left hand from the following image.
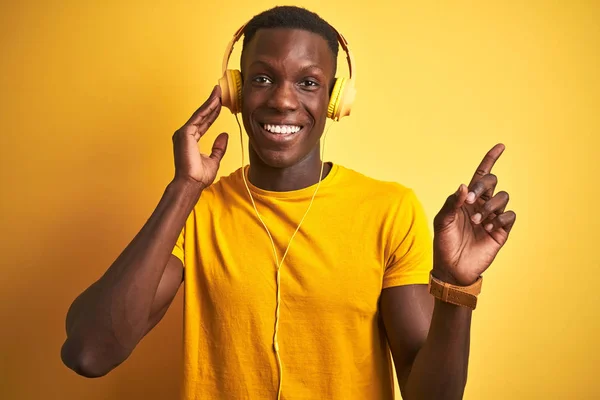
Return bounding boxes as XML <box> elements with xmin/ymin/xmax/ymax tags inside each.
<box><xmin>432</xmin><ymin>143</ymin><xmax>516</xmax><ymax>286</ymax></box>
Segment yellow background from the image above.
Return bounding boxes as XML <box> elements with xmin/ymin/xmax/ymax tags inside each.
<box><xmin>1</xmin><ymin>0</ymin><xmax>598</xmax><ymax>399</ymax></box>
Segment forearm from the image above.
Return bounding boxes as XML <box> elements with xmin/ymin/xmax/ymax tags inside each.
<box><xmin>62</xmin><ymin>178</ymin><xmax>202</xmax><ymax>375</ymax></box>
<box><xmin>403</xmin><ymin>298</ymin><xmax>472</xmax><ymax>400</ymax></box>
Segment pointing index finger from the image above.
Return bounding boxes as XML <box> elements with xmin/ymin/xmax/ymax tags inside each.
<box><xmin>469</xmin><ymin>143</ymin><xmax>505</xmax><ymax>186</ymax></box>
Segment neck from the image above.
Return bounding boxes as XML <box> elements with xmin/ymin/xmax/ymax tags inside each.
<box><xmin>247</xmin><ymin>146</ymin><xmax>332</xmax><ymax>192</ymax></box>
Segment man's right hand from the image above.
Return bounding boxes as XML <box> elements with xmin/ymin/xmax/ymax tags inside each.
<box><xmin>172</xmin><ymin>85</ymin><xmax>229</xmax><ymax>188</ymax></box>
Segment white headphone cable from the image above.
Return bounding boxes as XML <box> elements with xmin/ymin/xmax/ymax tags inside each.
<box><xmin>234</xmin><ymin>115</ymin><xmax>333</xmax><ymax>400</ymax></box>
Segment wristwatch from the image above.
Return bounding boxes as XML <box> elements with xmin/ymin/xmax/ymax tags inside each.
<box><xmin>428</xmin><ymin>273</ymin><xmax>483</xmax><ymax>310</ymax></box>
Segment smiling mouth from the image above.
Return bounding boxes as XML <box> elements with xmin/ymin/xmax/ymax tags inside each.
<box><xmin>261</xmin><ymin>123</ymin><xmax>304</xmax><ymax>135</ymax></box>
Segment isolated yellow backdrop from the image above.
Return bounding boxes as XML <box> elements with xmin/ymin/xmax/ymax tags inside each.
<box><xmin>1</xmin><ymin>1</ymin><xmax>598</xmax><ymax>399</ymax></box>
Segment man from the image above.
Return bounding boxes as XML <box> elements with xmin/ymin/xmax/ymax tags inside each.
<box><xmin>61</xmin><ymin>6</ymin><xmax>516</xmax><ymax>400</ymax></box>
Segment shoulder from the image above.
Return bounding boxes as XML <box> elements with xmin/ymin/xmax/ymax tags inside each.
<box><xmin>184</xmin><ymin>168</ymin><xmax>246</xmax><ymax>218</ymax></box>
<box><xmin>335</xmin><ymin>164</ymin><xmax>419</xmax><ymax>205</ymax></box>
<box><xmin>334</xmin><ymin>165</ymin><xmax>428</xmax><ymax>232</ymax></box>
<box><xmin>199</xmin><ymin>167</ymin><xmax>245</xmax><ymax>199</ymax></box>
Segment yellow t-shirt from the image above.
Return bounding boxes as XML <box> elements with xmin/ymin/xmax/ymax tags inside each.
<box><xmin>171</xmin><ymin>163</ymin><xmax>433</xmax><ymax>399</ymax></box>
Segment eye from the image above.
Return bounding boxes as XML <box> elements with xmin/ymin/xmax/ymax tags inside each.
<box><xmin>252</xmin><ymin>76</ymin><xmax>272</xmax><ymax>85</ymax></box>
<box><xmin>299</xmin><ymin>79</ymin><xmax>319</xmax><ymax>90</ymax></box>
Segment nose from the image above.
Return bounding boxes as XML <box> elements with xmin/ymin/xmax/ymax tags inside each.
<box><xmin>266</xmin><ymin>81</ymin><xmax>299</xmax><ymax>112</ymax></box>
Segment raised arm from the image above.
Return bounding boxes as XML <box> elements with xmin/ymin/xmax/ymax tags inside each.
<box><xmin>382</xmin><ymin>144</ymin><xmax>516</xmax><ymax>399</ymax></box>
<box><xmin>60</xmin><ymin>86</ymin><xmax>229</xmax><ymax>378</ymax></box>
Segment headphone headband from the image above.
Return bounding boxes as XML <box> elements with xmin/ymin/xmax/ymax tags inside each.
<box><xmin>221</xmin><ymin>22</ymin><xmax>355</xmax><ymax>80</ymax></box>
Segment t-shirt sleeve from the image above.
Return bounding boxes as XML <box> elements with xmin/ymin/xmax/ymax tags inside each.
<box><xmin>171</xmin><ymin>225</ymin><xmax>185</xmax><ymax>266</ymax></box>
<box><xmin>382</xmin><ymin>188</ymin><xmax>433</xmax><ymax>289</ymax></box>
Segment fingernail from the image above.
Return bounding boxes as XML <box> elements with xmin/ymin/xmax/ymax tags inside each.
<box><xmin>466</xmin><ymin>192</ymin><xmax>475</xmax><ymax>203</ymax></box>
<box><xmin>472</xmin><ymin>213</ymin><xmax>482</xmax><ymax>223</ymax></box>
<box><xmin>485</xmin><ymin>223</ymin><xmax>493</xmax><ymax>231</ymax></box>
<box><xmin>456</xmin><ymin>185</ymin><xmax>462</xmax><ymax>195</ymax></box>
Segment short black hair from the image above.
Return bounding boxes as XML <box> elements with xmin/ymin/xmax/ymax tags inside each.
<box><xmin>241</xmin><ymin>6</ymin><xmax>339</xmax><ymax>61</ymax></box>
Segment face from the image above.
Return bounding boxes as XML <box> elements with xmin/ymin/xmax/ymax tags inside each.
<box><xmin>240</xmin><ymin>28</ymin><xmax>336</xmax><ymax>168</ymax></box>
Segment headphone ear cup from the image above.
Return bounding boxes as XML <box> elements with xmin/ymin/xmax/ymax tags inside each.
<box><xmin>335</xmin><ymin>79</ymin><xmax>356</xmax><ymax>121</ymax></box>
<box><xmin>327</xmin><ymin>78</ymin><xmax>356</xmax><ymax>121</ymax></box>
<box><xmin>218</xmin><ymin>70</ymin><xmax>243</xmax><ymax>114</ymax></box>
<box><xmin>327</xmin><ymin>78</ymin><xmax>344</xmax><ymax>121</ymax></box>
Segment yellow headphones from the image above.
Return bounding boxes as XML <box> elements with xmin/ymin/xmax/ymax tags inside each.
<box><xmin>218</xmin><ymin>23</ymin><xmax>357</xmax><ymax>121</ymax></box>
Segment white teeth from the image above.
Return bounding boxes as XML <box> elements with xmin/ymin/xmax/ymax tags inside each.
<box><xmin>262</xmin><ymin>124</ymin><xmax>302</xmax><ymax>134</ymax></box>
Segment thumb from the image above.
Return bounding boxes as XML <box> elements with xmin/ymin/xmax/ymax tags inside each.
<box><xmin>209</xmin><ymin>132</ymin><xmax>229</xmax><ymax>162</ymax></box>
<box><xmin>434</xmin><ymin>184</ymin><xmax>468</xmax><ymax>229</ymax></box>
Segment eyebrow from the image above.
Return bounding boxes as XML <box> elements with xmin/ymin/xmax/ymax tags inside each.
<box><xmin>248</xmin><ymin>59</ymin><xmax>326</xmax><ymax>75</ymax></box>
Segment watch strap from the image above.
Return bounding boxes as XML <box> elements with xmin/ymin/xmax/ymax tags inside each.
<box><xmin>428</xmin><ymin>273</ymin><xmax>483</xmax><ymax>310</ymax></box>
